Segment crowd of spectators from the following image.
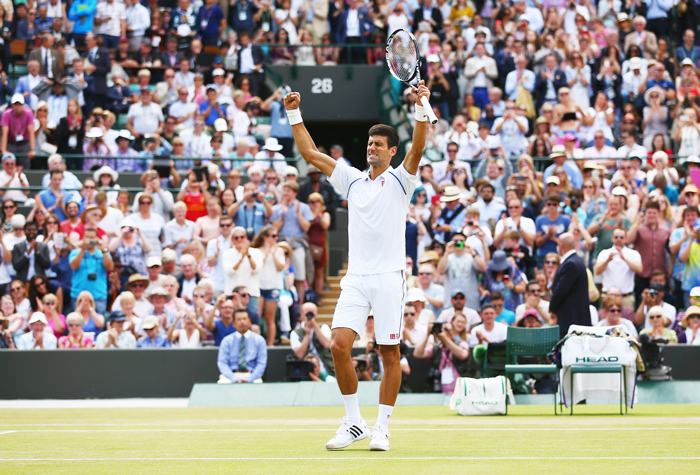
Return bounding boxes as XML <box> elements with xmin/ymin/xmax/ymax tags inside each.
<box><xmin>0</xmin><ymin>0</ymin><xmax>699</xmax><ymax>389</ymax></box>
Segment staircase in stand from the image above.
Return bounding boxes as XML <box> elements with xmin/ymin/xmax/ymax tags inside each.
<box><xmin>316</xmin><ymin>262</ymin><xmax>347</xmax><ymax>326</ymax></box>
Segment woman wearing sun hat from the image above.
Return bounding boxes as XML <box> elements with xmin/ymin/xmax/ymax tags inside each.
<box><xmin>678</xmin><ymin>305</ymin><xmax>700</xmax><ymax>344</ymax></box>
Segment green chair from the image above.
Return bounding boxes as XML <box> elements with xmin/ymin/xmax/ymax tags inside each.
<box><xmin>568</xmin><ymin>363</ymin><xmax>626</xmax><ymax>415</ymax></box>
<box><xmin>504</xmin><ymin>326</ymin><xmax>561</xmax><ymax>414</ymax></box>
<box><xmin>482</xmin><ymin>342</ymin><xmax>507</xmax><ymax>378</ymax></box>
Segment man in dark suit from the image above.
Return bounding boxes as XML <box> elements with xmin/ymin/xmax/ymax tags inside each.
<box><xmin>549</xmin><ymin>233</ymin><xmax>590</xmax><ymax>338</ymax></box>
<box><xmin>235</xmin><ymin>31</ymin><xmax>266</xmax><ymax>97</ymax></box>
<box><xmin>28</xmin><ymin>33</ymin><xmax>62</xmax><ymax>82</ymax></box>
<box><xmin>159</xmin><ymin>36</ymin><xmax>184</xmax><ymax>68</ymax></box>
<box><xmin>534</xmin><ymin>53</ymin><xmax>566</xmax><ymax>111</ymax></box>
<box><xmin>337</xmin><ymin>0</ymin><xmax>374</xmax><ymax>64</ymax></box>
<box><xmin>11</xmin><ymin>221</ymin><xmax>51</xmax><ymax>282</ymax></box>
<box><xmin>413</xmin><ymin>0</ymin><xmax>443</xmax><ymax>36</ymax></box>
<box><xmin>83</xmin><ymin>33</ymin><xmax>111</xmax><ymax>108</ymax></box>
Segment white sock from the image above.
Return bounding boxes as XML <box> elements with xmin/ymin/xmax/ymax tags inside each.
<box><xmin>342</xmin><ymin>393</ymin><xmax>362</xmax><ymax>423</ymax></box>
<box><xmin>375</xmin><ymin>404</ymin><xmax>394</xmax><ymax>431</ymax></box>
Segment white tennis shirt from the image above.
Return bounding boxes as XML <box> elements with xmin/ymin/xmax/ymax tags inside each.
<box><xmin>330</xmin><ymin>162</ymin><xmax>418</xmax><ymax>275</ymax></box>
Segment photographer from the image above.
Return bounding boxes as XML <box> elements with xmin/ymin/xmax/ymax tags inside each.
<box><xmin>0</xmin><ymin>315</ymin><xmax>15</xmax><ymax>349</ymax></box>
<box><xmin>291</xmin><ymin>302</ymin><xmax>334</xmax><ymax>377</ymax></box>
<box><xmin>413</xmin><ymin>314</ymin><xmax>471</xmax><ymax>394</ymax></box>
<box><xmin>229</xmin><ymin>182</ymin><xmax>274</xmax><ymax>241</ymax></box>
<box><xmin>69</xmin><ymin>227</ymin><xmax>114</xmax><ymax>315</ymax></box>
<box><xmin>437</xmin><ymin>231</ymin><xmax>487</xmax><ymax>312</ymax></box>
<box><xmin>634</xmin><ymin>283</ymin><xmax>676</xmax><ymax>331</ymax></box>
<box><xmin>82</xmin><ymin>127</ymin><xmax>114</xmax><ymax>172</ymax></box>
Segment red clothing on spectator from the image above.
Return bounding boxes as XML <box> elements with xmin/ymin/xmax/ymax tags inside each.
<box><xmin>71</xmin><ymin>222</ymin><xmax>107</xmax><ymax>240</ymax></box>
<box><xmin>183</xmin><ymin>192</ymin><xmax>206</xmax><ymax>222</ymax></box>
<box><xmin>632</xmin><ymin>223</ymin><xmax>670</xmax><ymax>278</ymax></box>
<box><xmin>60</xmin><ymin>219</ymin><xmax>81</xmax><ymax>235</ymax></box>
<box><xmin>0</xmin><ymin>107</ymin><xmax>34</xmax><ymax>142</ymax></box>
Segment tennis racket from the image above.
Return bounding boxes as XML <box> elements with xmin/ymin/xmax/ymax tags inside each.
<box><xmin>385</xmin><ymin>28</ymin><xmax>438</xmax><ymax>125</ymax></box>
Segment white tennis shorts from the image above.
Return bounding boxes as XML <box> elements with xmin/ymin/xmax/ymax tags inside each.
<box><xmin>332</xmin><ymin>271</ymin><xmax>405</xmax><ymax>345</ymax></box>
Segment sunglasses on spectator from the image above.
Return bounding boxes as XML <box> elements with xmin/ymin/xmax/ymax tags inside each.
<box><xmin>140</xmin><ymin>201</ymin><xmax>152</xmax><ymax>205</ymax></box>
<box><xmin>44</xmin><ymin>301</ymin><xmax>56</xmax><ymax>306</ymax></box>
<box><xmin>545</xmin><ymin>202</ymin><xmax>559</xmax><ymax>207</ymax></box>
<box><xmin>418</xmin><ymin>272</ymin><xmax>432</xmax><ymax>276</ymax></box>
<box><xmin>447</xmin><ymin>149</ymin><xmax>458</xmax><ymax>153</ymax></box>
<box><xmin>544</xmin><ymin>260</ymin><xmax>558</xmax><ymax>265</ymax></box>
<box><xmin>608</xmin><ymin>307</ymin><xmax>621</xmax><ymax>313</ymax></box>
<box><xmin>220</xmin><ymin>223</ymin><xmax>232</xmax><ymax>228</ymax></box>
<box><xmin>268</xmin><ymin>234</ymin><xmax>278</xmax><ymax>238</ymax></box>
<box><xmin>527</xmin><ymin>288</ymin><xmax>541</xmax><ymax>293</ymax></box>
<box><xmin>68</xmin><ymin>323</ymin><xmax>81</xmax><ymax>327</ymax></box>
<box><xmin>508</xmin><ymin>206</ymin><xmax>521</xmax><ymax>209</ymax></box>
<box><xmin>404</xmin><ymin>312</ymin><xmax>416</xmax><ymax>317</ymax></box>
<box><xmin>193</xmin><ymin>293</ymin><xmax>206</xmax><ymax>298</ymax></box>
<box><xmin>648</xmin><ymin>314</ymin><xmax>663</xmax><ymax>319</ymax></box>
<box><xmin>452</xmin><ymin>295</ymin><xmax>465</xmax><ymax>300</ymax></box>
<box><xmin>309</xmin><ymin>200</ymin><xmax>321</xmax><ymax>204</ymax></box>
<box><xmin>11</xmin><ymin>286</ymin><xmax>22</xmax><ymax>291</ymax></box>
<box><xmin>131</xmin><ymin>283</ymin><xmax>146</xmax><ymax>288</ymax></box>
<box><xmin>4</xmin><ymin>204</ymin><xmax>16</xmax><ymax>209</ymax></box>
<box><xmin>688</xmin><ymin>315</ymin><xmax>700</xmax><ymax>319</ymax></box>
<box><xmin>232</xmin><ymin>235</ymin><xmax>246</xmax><ymax>240</ymax></box>
<box><xmin>583</xmin><ymin>185</ymin><xmax>594</xmax><ymax>189</ymax></box>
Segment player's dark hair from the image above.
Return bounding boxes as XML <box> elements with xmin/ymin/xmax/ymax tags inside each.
<box><xmin>368</xmin><ymin>124</ymin><xmax>399</xmax><ymax>149</ymax></box>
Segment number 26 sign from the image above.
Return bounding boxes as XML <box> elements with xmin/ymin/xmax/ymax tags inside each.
<box><xmin>311</xmin><ymin>78</ymin><xmax>333</xmax><ymax>94</ymax></box>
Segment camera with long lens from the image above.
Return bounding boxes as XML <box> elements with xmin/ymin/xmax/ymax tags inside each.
<box><xmin>638</xmin><ymin>333</ymin><xmax>672</xmax><ymax>380</ymax></box>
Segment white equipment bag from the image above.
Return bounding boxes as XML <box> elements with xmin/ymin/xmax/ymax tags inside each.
<box><xmin>449</xmin><ymin>376</ymin><xmax>514</xmax><ymax>416</ymax></box>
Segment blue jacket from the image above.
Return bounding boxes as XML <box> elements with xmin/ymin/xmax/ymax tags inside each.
<box><xmin>337</xmin><ymin>6</ymin><xmax>374</xmax><ymax>44</ymax></box>
<box><xmin>68</xmin><ymin>0</ymin><xmax>97</xmax><ymax>34</ymax></box>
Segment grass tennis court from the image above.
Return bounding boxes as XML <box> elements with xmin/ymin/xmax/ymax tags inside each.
<box><xmin>2</xmin><ymin>405</ymin><xmax>700</xmax><ymax>474</ymax></box>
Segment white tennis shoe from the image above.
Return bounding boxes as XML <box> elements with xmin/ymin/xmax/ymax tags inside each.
<box><xmin>325</xmin><ymin>418</ymin><xmax>370</xmax><ymax>450</ymax></box>
<box><xmin>368</xmin><ymin>426</ymin><xmax>390</xmax><ymax>451</ymax></box>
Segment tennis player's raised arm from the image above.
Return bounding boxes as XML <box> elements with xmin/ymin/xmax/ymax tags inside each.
<box><xmin>284</xmin><ymin>92</ymin><xmax>337</xmax><ymax>177</ymax></box>
<box><xmin>403</xmin><ymin>81</ymin><xmax>430</xmax><ymax>176</ymax></box>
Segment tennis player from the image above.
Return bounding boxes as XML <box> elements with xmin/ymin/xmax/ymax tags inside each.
<box><xmin>284</xmin><ymin>81</ymin><xmax>430</xmax><ymax>451</ymax></box>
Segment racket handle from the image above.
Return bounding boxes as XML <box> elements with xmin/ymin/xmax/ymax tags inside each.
<box><xmin>419</xmin><ymin>96</ymin><xmax>438</xmax><ymax>124</ymax></box>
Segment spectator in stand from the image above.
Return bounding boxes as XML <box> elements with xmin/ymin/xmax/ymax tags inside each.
<box><xmin>480</xmin><ymin>250</ymin><xmax>526</xmax><ymax>313</ymax></box>
<box><xmin>635</xmin><ymin>282</ymin><xmax>676</xmax><ymax>330</ymax></box>
<box><xmin>95</xmin><ymin>310</ymin><xmax>137</xmax><ymax>348</ymax></box>
<box><xmin>595</xmin><ymin>296</ymin><xmax>638</xmax><ymax>337</ymax></box>
<box><xmin>0</xmin><ymin>153</ymin><xmax>29</xmax><ymax>205</ymax></box>
<box><xmin>271</xmin><ymin>181</ymin><xmax>313</xmax><ymax>303</ymax></box>
<box><xmin>58</xmin><ymin>312</ymin><xmax>95</xmax><ymax>348</ymax></box>
<box><xmin>12</xmin><ymin>221</ymin><xmax>50</xmax><ymax>282</ymax></box>
<box><xmin>1</xmin><ymin>94</ymin><xmax>35</xmax><ymax>169</ymax></box>
<box><xmin>222</xmin><ymin>226</ymin><xmax>263</xmax><ymax>308</ymax></box>
<box><xmin>15</xmin><ymin>312</ymin><xmax>58</xmax><ymax>349</ymax></box>
<box><xmin>535</xmin><ymin>193</ymin><xmax>571</xmax><ymax>268</ymax></box>
<box><xmin>167</xmin><ymin>310</ymin><xmax>206</xmax><ymax>348</ymax></box>
<box><xmin>595</xmin><ymin>227</ymin><xmax>642</xmax><ymax>309</ymax></box>
<box><xmin>401</xmin><ymin>302</ymin><xmax>427</xmax><ymax>347</ymax></box>
<box><xmin>250</xmin><ymin>225</ymin><xmax>285</xmax><ymax>345</ymax></box>
<box><xmin>414</xmin><ymin>262</ymin><xmax>444</xmax><ymax>317</ymax></box>
<box><xmin>490</xmin><ymin>291</ymin><xmax>516</xmax><ymax>325</ymax></box>
<box><xmin>291</xmin><ymin>302</ymin><xmax>334</xmax><ymax>375</ymax></box>
<box><xmin>678</xmin><ymin>306</ymin><xmax>700</xmax><ymax>344</ymax></box>
<box><xmin>639</xmin><ymin>305</ymin><xmax>677</xmax><ymax>343</ymax></box>
<box><xmin>121</xmin><ymin>193</ymin><xmax>165</xmax><ymax>258</ymax></box>
<box><xmin>437</xmin><ymin>232</ymin><xmax>487</xmax><ymax>312</ymax></box>
<box><xmin>515</xmin><ymin>280</ymin><xmax>550</xmax><ymax>324</ymax></box>
<box><xmin>217</xmin><ymin>308</ymin><xmax>267</xmax><ymax>382</ymax></box>
<box><xmin>491</xmin><ymin>100</ymin><xmax>528</xmax><ymax>158</ymax></box>
<box><xmin>494</xmin><ymin>197</ymin><xmax>535</xmax><ymax>253</ymax></box>
<box><xmin>543</xmin><ymin>146</ymin><xmax>583</xmax><ymax>190</ymax></box>
<box><xmin>69</xmin><ymin>228</ymin><xmax>113</xmax><ymax>315</ymax></box>
<box><xmin>305</xmin><ymin>192</ymin><xmax>331</xmax><ymax>303</ymax></box>
<box><xmin>628</xmin><ymin>200</ymin><xmax>670</xmax><ymax>302</ymax></box>
<box><xmin>136</xmin><ymin>315</ymin><xmax>171</xmax><ymax>348</ymax></box>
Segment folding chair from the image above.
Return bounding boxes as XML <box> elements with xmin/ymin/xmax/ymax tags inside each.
<box><xmin>568</xmin><ymin>364</ymin><xmax>627</xmax><ymax>415</ymax></box>
<box><xmin>504</xmin><ymin>326</ymin><xmax>561</xmax><ymax>414</ymax></box>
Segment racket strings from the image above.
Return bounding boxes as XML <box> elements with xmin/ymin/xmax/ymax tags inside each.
<box><xmin>387</xmin><ymin>32</ymin><xmax>419</xmax><ymax>82</ymax></box>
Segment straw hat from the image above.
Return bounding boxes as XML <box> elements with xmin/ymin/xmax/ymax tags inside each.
<box><xmin>80</xmin><ymin>205</ymin><xmax>106</xmax><ymax>223</ymax></box>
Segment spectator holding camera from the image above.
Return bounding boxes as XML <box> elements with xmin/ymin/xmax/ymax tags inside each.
<box><xmin>413</xmin><ymin>314</ymin><xmax>471</xmax><ymax>394</ymax></box>
<box><xmin>291</xmin><ymin>302</ymin><xmax>334</xmax><ymax>377</ymax></box>
<box><xmin>627</xmin><ymin>200</ymin><xmax>670</xmax><ymax>301</ymax></box>
<box><xmin>635</xmin><ymin>283</ymin><xmax>676</xmax><ymax>330</ymax></box>
<box><xmin>205</xmin><ymin>293</ymin><xmax>239</xmax><ymax>346</ymax></box>
<box><xmin>69</xmin><ymin>227</ymin><xmax>114</xmax><ymax>316</ymax></box>
<box><xmin>437</xmin><ymin>231</ymin><xmax>487</xmax><ymax>312</ymax></box>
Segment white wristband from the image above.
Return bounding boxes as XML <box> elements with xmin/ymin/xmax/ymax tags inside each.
<box><xmin>287</xmin><ymin>108</ymin><xmax>303</xmax><ymax>126</ymax></box>
<box><xmin>415</xmin><ymin>105</ymin><xmax>427</xmax><ymax>123</ymax></box>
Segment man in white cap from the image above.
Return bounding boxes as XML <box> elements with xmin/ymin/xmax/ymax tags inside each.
<box><xmin>433</xmin><ymin>185</ymin><xmax>466</xmax><ymax>242</ymax></box>
<box><xmin>209</xmin><ymin>118</ymin><xmax>235</xmax><ymax>157</ymax></box>
<box><xmin>261</xmin><ymin>87</ymin><xmax>294</xmax><ymax>158</ymax></box>
<box><xmin>15</xmin><ymin>313</ymin><xmax>58</xmax><ymax>349</ymax></box>
<box><xmin>208</xmin><ymin>68</ymin><xmax>233</xmax><ymax>108</ymax></box>
<box><xmin>137</xmin><ymin>315</ymin><xmax>171</xmax><ymax>347</ymax></box>
<box><xmin>543</xmin><ymin>145</ymin><xmax>583</xmax><ymax>189</ymax></box>
<box><xmin>146</xmin><ymin>256</ymin><xmax>167</xmax><ymax>293</ymax></box>
<box><xmin>0</xmin><ymin>153</ymin><xmax>29</xmax><ymax>203</ymax></box>
<box><xmin>621</xmin><ymin>57</ymin><xmax>645</xmax><ymax>107</ymax></box>
<box><xmin>255</xmin><ymin>137</ymin><xmax>286</xmax><ymax>175</ymax></box>
<box><xmin>113</xmin><ymin>130</ymin><xmax>140</xmax><ymax>172</ymax></box>
<box><xmin>0</xmin><ymin>94</ymin><xmax>36</xmax><ymax>169</ymax></box>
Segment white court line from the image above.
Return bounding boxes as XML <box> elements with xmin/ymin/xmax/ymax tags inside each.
<box><xmin>0</xmin><ymin>431</ymin><xmax>16</xmax><ymax>436</ymax></box>
<box><xmin>0</xmin><ymin>427</ymin><xmax>697</xmax><ymax>433</ymax></box>
<box><xmin>1</xmin><ymin>457</ymin><xmax>699</xmax><ymax>462</ymax></box>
